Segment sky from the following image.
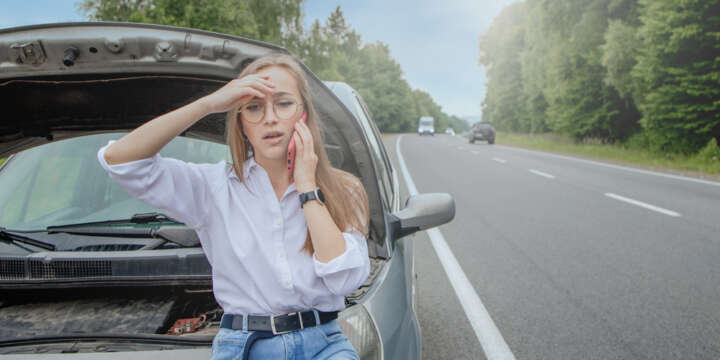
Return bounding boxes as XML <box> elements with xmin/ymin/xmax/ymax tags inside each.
<box><xmin>0</xmin><ymin>0</ymin><xmax>519</xmax><ymax>118</ymax></box>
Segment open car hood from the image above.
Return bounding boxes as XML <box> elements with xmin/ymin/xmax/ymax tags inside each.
<box><xmin>0</xmin><ymin>22</ymin><xmax>387</xmax><ymax>257</ymax></box>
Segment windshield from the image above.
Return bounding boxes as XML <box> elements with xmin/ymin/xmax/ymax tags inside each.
<box><xmin>419</xmin><ymin>118</ymin><xmax>434</xmax><ymax>127</ymax></box>
<box><xmin>0</xmin><ymin>133</ymin><xmax>230</xmax><ymax>231</ymax></box>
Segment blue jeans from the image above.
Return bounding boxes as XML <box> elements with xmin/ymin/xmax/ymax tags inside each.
<box><xmin>210</xmin><ymin>320</ymin><xmax>360</xmax><ymax>360</ymax></box>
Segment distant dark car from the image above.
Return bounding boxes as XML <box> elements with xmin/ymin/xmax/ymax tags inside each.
<box><xmin>0</xmin><ymin>22</ymin><xmax>455</xmax><ymax>359</ymax></box>
<box><xmin>469</xmin><ymin>121</ymin><xmax>495</xmax><ymax>144</ymax></box>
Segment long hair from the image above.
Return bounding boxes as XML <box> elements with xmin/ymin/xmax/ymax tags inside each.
<box><xmin>225</xmin><ymin>53</ymin><xmax>370</xmax><ymax>255</ymax></box>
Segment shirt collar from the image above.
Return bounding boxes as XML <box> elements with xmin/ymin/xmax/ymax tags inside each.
<box><xmin>229</xmin><ymin>157</ymin><xmax>298</xmax><ymax>199</ymax></box>
<box><xmin>243</xmin><ymin>157</ymin><xmax>259</xmax><ymax>180</ymax></box>
<box><xmin>227</xmin><ymin>157</ymin><xmax>258</xmax><ymax>181</ymax></box>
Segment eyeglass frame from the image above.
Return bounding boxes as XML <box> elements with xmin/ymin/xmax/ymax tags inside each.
<box><xmin>236</xmin><ymin>97</ymin><xmax>305</xmax><ymax>124</ymax></box>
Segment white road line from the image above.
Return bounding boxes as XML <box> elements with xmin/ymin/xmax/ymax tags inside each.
<box><xmin>605</xmin><ymin>193</ymin><xmax>681</xmax><ymax>217</ymax></box>
<box><xmin>496</xmin><ymin>145</ymin><xmax>720</xmax><ymax>187</ymax></box>
<box><xmin>471</xmin><ymin>150</ymin><xmax>481</xmax><ymax>155</ymax></box>
<box><xmin>492</xmin><ymin>158</ymin><xmax>507</xmax><ymax>164</ymax></box>
<box><xmin>396</xmin><ymin>135</ymin><xmax>517</xmax><ymax>360</ymax></box>
<box><xmin>529</xmin><ymin>169</ymin><xmax>555</xmax><ymax>179</ymax></box>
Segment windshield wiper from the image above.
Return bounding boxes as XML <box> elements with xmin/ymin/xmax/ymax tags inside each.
<box><xmin>47</xmin><ymin>212</ymin><xmax>182</xmax><ymax>232</ymax></box>
<box><xmin>46</xmin><ymin>213</ymin><xmax>199</xmax><ymax>248</ymax></box>
<box><xmin>0</xmin><ymin>227</ymin><xmax>55</xmax><ymax>251</ymax></box>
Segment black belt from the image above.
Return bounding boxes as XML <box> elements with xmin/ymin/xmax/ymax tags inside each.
<box><xmin>220</xmin><ymin>310</ymin><xmax>338</xmax><ymax>335</ymax></box>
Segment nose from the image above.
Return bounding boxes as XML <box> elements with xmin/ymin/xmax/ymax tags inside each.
<box><xmin>261</xmin><ymin>100</ymin><xmax>278</xmax><ymax>125</ymax></box>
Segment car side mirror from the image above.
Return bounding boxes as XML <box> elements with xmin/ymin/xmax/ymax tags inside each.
<box><xmin>389</xmin><ymin>193</ymin><xmax>455</xmax><ymax>239</ymax></box>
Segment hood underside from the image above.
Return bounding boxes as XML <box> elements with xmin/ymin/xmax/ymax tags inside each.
<box><xmin>0</xmin><ymin>22</ymin><xmax>387</xmax><ymax>257</ymax></box>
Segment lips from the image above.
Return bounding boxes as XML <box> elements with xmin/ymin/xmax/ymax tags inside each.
<box><xmin>261</xmin><ymin>130</ymin><xmax>285</xmax><ymax>146</ymax></box>
<box><xmin>262</xmin><ymin>131</ymin><xmax>284</xmax><ymax>140</ymax></box>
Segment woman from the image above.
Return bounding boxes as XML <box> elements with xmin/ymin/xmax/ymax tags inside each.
<box><xmin>97</xmin><ymin>53</ymin><xmax>370</xmax><ymax>359</ymax></box>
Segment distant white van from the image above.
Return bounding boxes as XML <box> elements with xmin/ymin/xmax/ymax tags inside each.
<box><xmin>418</xmin><ymin>116</ymin><xmax>435</xmax><ymax>136</ymax></box>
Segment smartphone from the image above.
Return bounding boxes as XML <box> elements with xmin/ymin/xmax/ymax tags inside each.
<box><xmin>287</xmin><ymin>112</ymin><xmax>307</xmax><ymax>175</ymax></box>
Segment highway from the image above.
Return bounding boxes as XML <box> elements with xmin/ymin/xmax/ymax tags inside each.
<box><xmin>383</xmin><ymin>134</ymin><xmax>720</xmax><ymax>360</ymax></box>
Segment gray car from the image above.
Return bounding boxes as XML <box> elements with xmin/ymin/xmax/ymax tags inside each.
<box><xmin>0</xmin><ymin>23</ymin><xmax>455</xmax><ymax>359</ymax></box>
<box><xmin>468</xmin><ymin>121</ymin><xmax>495</xmax><ymax>144</ymax></box>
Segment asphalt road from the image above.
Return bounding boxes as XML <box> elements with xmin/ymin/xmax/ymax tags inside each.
<box><xmin>382</xmin><ymin>134</ymin><xmax>720</xmax><ymax>360</ymax></box>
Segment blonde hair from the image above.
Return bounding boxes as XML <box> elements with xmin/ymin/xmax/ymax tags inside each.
<box><xmin>225</xmin><ymin>53</ymin><xmax>370</xmax><ymax>255</ymax></box>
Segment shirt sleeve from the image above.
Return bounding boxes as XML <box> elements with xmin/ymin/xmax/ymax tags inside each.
<box><xmin>312</xmin><ymin>229</ymin><xmax>371</xmax><ymax>296</ymax></box>
<box><xmin>96</xmin><ymin>140</ymin><xmax>211</xmax><ymax>230</ymax></box>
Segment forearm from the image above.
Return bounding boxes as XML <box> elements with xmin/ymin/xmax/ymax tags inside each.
<box><xmin>302</xmin><ymin>200</ymin><xmax>346</xmax><ymax>263</ymax></box>
<box><xmin>103</xmin><ymin>98</ymin><xmax>211</xmax><ymax>165</ymax></box>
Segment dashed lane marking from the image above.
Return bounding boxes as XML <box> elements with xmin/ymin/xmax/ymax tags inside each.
<box><xmin>529</xmin><ymin>169</ymin><xmax>555</xmax><ymax>179</ymax></box>
<box><xmin>605</xmin><ymin>193</ymin><xmax>681</xmax><ymax>217</ymax></box>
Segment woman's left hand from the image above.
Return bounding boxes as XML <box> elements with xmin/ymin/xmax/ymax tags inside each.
<box><xmin>292</xmin><ymin>120</ymin><xmax>318</xmax><ymax>193</ymax></box>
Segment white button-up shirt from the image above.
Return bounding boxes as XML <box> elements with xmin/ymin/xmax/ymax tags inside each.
<box><xmin>97</xmin><ymin>140</ymin><xmax>370</xmax><ymax>315</ymax></box>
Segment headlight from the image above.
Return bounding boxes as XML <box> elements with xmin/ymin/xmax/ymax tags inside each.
<box><xmin>338</xmin><ymin>304</ymin><xmax>382</xmax><ymax>360</ymax></box>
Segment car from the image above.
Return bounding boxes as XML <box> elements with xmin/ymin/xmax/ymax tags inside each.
<box><xmin>445</xmin><ymin>128</ymin><xmax>455</xmax><ymax>136</ymax></box>
<box><xmin>468</xmin><ymin>120</ymin><xmax>495</xmax><ymax>144</ymax></box>
<box><xmin>417</xmin><ymin>116</ymin><xmax>434</xmax><ymax>136</ymax></box>
<box><xmin>0</xmin><ymin>22</ymin><xmax>455</xmax><ymax>359</ymax></box>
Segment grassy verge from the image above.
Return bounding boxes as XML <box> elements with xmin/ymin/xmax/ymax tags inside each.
<box><xmin>496</xmin><ymin>132</ymin><xmax>720</xmax><ymax>178</ymax></box>
<box><xmin>0</xmin><ymin>158</ymin><xmax>4</xmax><ymax>167</ymax></box>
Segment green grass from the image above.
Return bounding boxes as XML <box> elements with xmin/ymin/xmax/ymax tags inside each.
<box><xmin>0</xmin><ymin>158</ymin><xmax>5</xmax><ymax>167</ymax></box>
<box><xmin>496</xmin><ymin>132</ymin><xmax>720</xmax><ymax>177</ymax></box>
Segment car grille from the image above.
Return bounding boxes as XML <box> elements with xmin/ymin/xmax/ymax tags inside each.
<box><xmin>0</xmin><ymin>258</ymin><xmax>113</xmax><ymax>280</ymax></box>
<box><xmin>0</xmin><ymin>252</ymin><xmax>212</xmax><ymax>283</ymax></box>
<box><xmin>29</xmin><ymin>259</ymin><xmax>112</xmax><ymax>279</ymax></box>
<box><xmin>0</xmin><ymin>258</ymin><xmax>24</xmax><ymax>280</ymax></box>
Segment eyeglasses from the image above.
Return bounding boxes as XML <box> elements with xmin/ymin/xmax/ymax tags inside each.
<box><xmin>237</xmin><ymin>98</ymin><xmax>304</xmax><ymax>124</ymax></box>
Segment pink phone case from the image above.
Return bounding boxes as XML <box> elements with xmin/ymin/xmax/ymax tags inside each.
<box><xmin>287</xmin><ymin>112</ymin><xmax>307</xmax><ymax>174</ymax></box>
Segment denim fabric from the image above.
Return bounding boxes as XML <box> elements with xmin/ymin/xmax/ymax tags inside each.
<box><xmin>210</xmin><ymin>320</ymin><xmax>359</xmax><ymax>360</ymax></box>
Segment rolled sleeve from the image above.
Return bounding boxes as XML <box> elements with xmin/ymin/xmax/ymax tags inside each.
<box><xmin>313</xmin><ymin>230</ymin><xmax>371</xmax><ymax>296</ymax></box>
<box><xmin>97</xmin><ymin>140</ymin><xmax>210</xmax><ymax>229</ymax></box>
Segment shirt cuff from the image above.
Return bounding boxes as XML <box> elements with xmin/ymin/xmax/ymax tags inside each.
<box><xmin>97</xmin><ymin>140</ymin><xmax>159</xmax><ymax>176</ymax></box>
<box><xmin>312</xmin><ymin>230</ymin><xmax>367</xmax><ymax>277</ymax></box>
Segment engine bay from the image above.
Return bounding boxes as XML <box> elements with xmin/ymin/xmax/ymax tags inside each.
<box><xmin>0</xmin><ymin>287</ymin><xmax>222</xmax><ymax>340</ymax></box>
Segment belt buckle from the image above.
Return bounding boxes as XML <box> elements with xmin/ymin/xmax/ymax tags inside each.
<box><xmin>270</xmin><ymin>312</ymin><xmax>303</xmax><ymax>335</ymax></box>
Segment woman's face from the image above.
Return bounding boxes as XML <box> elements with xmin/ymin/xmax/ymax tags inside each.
<box><xmin>239</xmin><ymin>65</ymin><xmax>304</xmax><ymax>163</ymax></box>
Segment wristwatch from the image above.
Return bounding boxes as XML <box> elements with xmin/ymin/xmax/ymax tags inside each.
<box><xmin>299</xmin><ymin>187</ymin><xmax>325</xmax><ymax>207</ymax></box>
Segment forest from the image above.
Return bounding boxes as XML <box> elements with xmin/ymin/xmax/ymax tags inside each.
<box><xmin>479</xmin><ymin>0</ymin><xmax>720</xmax><ymax>156</ymax></box>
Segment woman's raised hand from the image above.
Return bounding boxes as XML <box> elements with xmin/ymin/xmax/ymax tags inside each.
<box><xmin>201</xmin><ymin>75</ymin><xmax>276</xmax><ymax>114</ymax></box>
<box><xmin>293</xmin><ymin>119</ymin><xmax>319</xmax><ymax>193</ymax></box>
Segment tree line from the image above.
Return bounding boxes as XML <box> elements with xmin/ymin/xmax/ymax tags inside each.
<box><xmin>78</xmin><ymin>0</ymin><xmax>469</xmax><ymax>133</ymax></box>
<box><xmin>478</xmin><ymin>0</ymin><xmax>720</xmax><ymax>155</ymax></box>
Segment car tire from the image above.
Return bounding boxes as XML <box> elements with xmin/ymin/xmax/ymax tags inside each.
<box><xmin>488</xmin><ymin>139</ymin><xmax>495</xmax><ymax>145</ymax></box>
<box><xmin>469</xmin><ymin>138</ymin><xmax>475</xmax><ymax>144</ymax></box>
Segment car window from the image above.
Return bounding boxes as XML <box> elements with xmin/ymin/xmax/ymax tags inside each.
<box><xmin>356</xmin><ymin>95</ymin><xmax>395</xmax><ymax>204</ymax></box>
<box><xmin>0</xmin><ymin>133</ymin><xmax>230</xmax><ymax>231</ymax></box>
<box><xmin>351</xmin><ymin>94</ymin><xmax>393</xmax><ymax>207</ymax></box>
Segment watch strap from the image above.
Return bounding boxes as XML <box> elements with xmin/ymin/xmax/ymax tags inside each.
<box><xmin>299</xmin><ymin>188</ymin><xmax>324</xmax><ymax>207</ymax></box>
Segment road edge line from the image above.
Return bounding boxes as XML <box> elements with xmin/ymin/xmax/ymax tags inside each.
<box><xmin>396</xmin><ymin>135</ymin><xmax>517</xmax><ymax>360</ymax></box>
